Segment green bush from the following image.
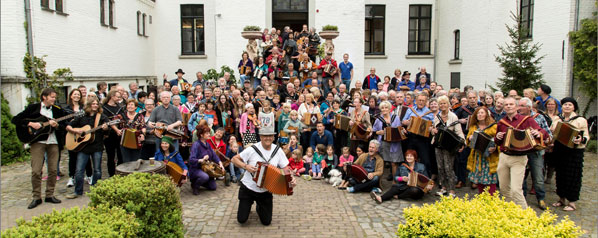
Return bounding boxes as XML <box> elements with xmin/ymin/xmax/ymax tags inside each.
<box><xmin>586</xmin><ymin>139</ymin><xmax>597</xmax><ymax>153</ymax></box>
<box><xmin>243</xmin><ymin>25</ymin><xmax>261</xmax><ymax>31</ymax></box>
<box><xmin>88</xmin><ymin>173</ymin><xmax>184</xmax><ymax>238</ymax></box>
<box><xmin>397</xmin><ymin>192</ymin><xmax>583</xmax><ymax>237</ymax></box>
<box><xmin>1</xmin><ymin>93</ymin><xmax>28</xmax><ymax>166</ymax></box>
<box><xmin>1</xmin><ymin>204</ymin><xmax>139</xmax><ymax>238</ymax></box>
<box><xmin>322</xmin><ymin>24</ymin><xmax>338</xmax><ymax>31</ymax></box>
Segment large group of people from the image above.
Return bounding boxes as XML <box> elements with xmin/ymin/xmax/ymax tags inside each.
<box><xmin>12</xmin><ymin>25</ymin><xmax>591</xmax><ymax>226</ymax></box>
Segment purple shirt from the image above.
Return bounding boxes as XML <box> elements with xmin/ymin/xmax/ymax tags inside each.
<box><xmin>189</xmin><ymin>140</ymin><xmax>220</xmax><ymax>170</ymax></box>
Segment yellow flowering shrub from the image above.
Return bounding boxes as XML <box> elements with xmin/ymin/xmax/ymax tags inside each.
<box><xmin>397</xmin><ymin>192</ymin><xmax>583</xmax><ymax>237</ymax></box>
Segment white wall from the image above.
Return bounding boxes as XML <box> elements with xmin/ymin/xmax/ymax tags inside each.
<box><xmin>314</xmin><ymin>0</ymin><xmax>365</xmax><ymax>88</ymax></box>
<box><xmin>0</xmin><ymin>0</ymin><xmax>28</xmax><ymax>78</ymax></box>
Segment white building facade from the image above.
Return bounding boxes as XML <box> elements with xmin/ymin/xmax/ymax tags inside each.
<box><xmin>1</xmin><ymin>0</ymin><xmax>595</xmax><ymax>115</ymax></box>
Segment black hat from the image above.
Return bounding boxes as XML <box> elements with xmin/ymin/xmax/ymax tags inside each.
<box><xmin>175</xmin><ymin>69</ymin><xmax>185</xmax><ymax>75</ymax></box>
<box><xmin>403</xmin><ymin>71</ymin><xmax>411</xmax><ymax>76</ymax></box>
<box><xmin>560</xmin><ymin>97</ymin><xmax>578</xmax><ymax>111</ymax></box>
<box><xmin>540</xmin><ymin>84</ymin><xmax>551</xmax><ymax>95</ymax></box>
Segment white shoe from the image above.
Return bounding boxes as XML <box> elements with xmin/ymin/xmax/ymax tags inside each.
<box><xmin>435</xmin><ymin>189</ymin><xmax>447</xmax><ymax>196</ymax></box>
<box><xmin>66</xmin><ymin>178</ymin><xmax>74</xmax><ymax>187</ymax></box>
<box><xmin>86</xmin><ymin>176</ymin><xmax>93</xmax><ymax>185</ymax></box>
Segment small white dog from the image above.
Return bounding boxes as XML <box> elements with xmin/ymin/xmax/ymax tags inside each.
<box><xmin>327</xmin><ymin>169</ymin><xmax>343</xmax><ymax>187</ymax></box>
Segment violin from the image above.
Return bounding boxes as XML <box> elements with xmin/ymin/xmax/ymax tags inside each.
<box><xmin>247</xmin><ymin>114</ymin><xmax>261</xmax><ymax>127</ymax></box>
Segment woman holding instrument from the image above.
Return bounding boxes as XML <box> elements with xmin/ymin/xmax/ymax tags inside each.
<box><xmin>65</xmin><ymin>89</ymin><xmax>92</xmax><ymax>188</ymax></box>
<box><xmin>373</xmin><ymin>101</ymin><xmax>405</xmax><ymax>182</ymax></box>
<box><xmin>238</xmin><ymin>52</ymin><xmax>254</xmax><ymax>86</ymax></box>
<box><xmin>465</xmin><ymin>106</ymin><xmax>498</xmax><ymax>195</ymax></box>
<box><xmin>550</xmin><ymin>97</ymin><xmax>589</xmax><ymax>211</ymax></box>
<box><xmin>102</xmin><ymin>90</ymin><xmax>124</xmax><ymax>177</ymax></box>
<box><xmin>155</xmin><ymin>136</ymin><xmax>187</xmax><ymax>184</ymax></box>
<box><xmin>349</xmin><ymin>97</ymin><xmax>372</xmax><ymax>156</ymax></box>
<box><xmin>544</xmin><ymin>98</ymin><xmax>560</xmax><ymax>184</ymax></box>
<box><xmin>119</xmin><ymin>99</ymin><xmax>146</xmax><ymax>163</ymax></box>
<box><xmin>240</xmin><ymin>103</ymin><xmax>259</xmax><ymax>147</ymax></box>
<box><xmin>189</xmin><ymin>125</ymin><xmax>224</xmax><ymax>195</ymax></box>
<box><xmin>370</xmin><ymin>149</ymin><xmax>431</xmax><ymax>203</ymax></box>
<box><xmin>430</xmin><ymin>96</ymin><xmax>465</xmax><ymax>197</ymax></box>
<box><xmin>297</xmin><ymin>93</ymin><xmax>320</xmax><ymax>153</ymax></box>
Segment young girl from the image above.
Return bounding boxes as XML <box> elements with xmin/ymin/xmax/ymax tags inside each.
<box><xmin>225</xmin><ymin>141</ymin><xmax>243</xmax><ymax>183</ymax></box>
<box><xmin>240</xmin><ymin>103</ymin><xmax>259</xmax><ymax>147</ymax></box>
<box><xmin>303</xmin><ymin>147</ymin><xmax>314</xmax><ymax>179</ymax></box>
<box><xmin>312</xmin><ymin>144</ymin><xmax>326</xmax><ymax>179</ymax></box>
<box><xmin>322</xmin><ymin>145</ymin><xmax>339</xmax><ymax>178</ymax></box>
<box><xmin>204</xmin><ymin>100</ymin><xmax>218</xmax><ymax>127</ymax></box>
<box><xmin>155</xmin><ymin>136</ymin><xmax>188</xmax><ymax>184</ymax></box>
<box><xmin>277</xmin><ymin>103</ymin><xmax>292</xmax><ymax>144</ymax></box>
<box><xmin>338</xmin><ymin>147</ymin><xmax>355</xmax><ymax>189</ymax></box>
<box><xmin>283</xmin><ymin>110</ymin><xmax>306</xmax><ymax>144</ymax></box>
<box><xmin>284</xmin><ymin>134</ymin><xmax>303</xmax><ymax>159</ymax></box>
<box><xmin>289</xmin><ymin>149</ymin><xmax>305</xmax><ymax>176</ymax></box>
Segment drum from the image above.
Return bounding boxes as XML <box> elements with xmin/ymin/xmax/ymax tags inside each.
<box><xmin>469</xmin><ymin>130</ymin><xmax>493</xmax><ymax>153</ymax></box>
<box><xmin>334</xmin><ymin>114</ymin><xmax>351</xmax><ymax>131</ymax></box>
<box><xmin>432</xmin><ymin>127</ymin><xmax>463</xmax><ymax>151</ymax></box>
<box><xmin>351</xmin><ymin>123</ymin><xmax>369</xmax><ymax>141</ymax></box>
<box><xmin>407</xmin><ymin>117</ymin><xmax>432</xmax><ymax>137</ymax></box>
<box><xmin>121</xmin><ymin>128</ymin><xmax>141</xmax><ymax>149</ymax></box>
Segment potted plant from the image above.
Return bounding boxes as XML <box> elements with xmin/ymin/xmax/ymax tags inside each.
<box><xmin>241</xmin><ymin>25</ymin><xmax>262</xmax><ymax>39</ymax></box>
<box><xmin>319</xmin><ymin>25</ymin><xmax>339</xmax><ymax>39</ymax></box>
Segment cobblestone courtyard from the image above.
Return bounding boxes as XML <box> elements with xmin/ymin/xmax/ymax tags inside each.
<box><xmin>1</xmin><ymin>151</ymin><xmax>597</xmax><ymax>237</ymax></box>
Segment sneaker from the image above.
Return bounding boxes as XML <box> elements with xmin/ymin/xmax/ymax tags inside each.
<box><xmin>65</xmin><ymin>192</ymin><xmax>80</xmax><ymax>199</ymax></box>
<box><xmin>85</xmin><ymin>176</ymin><xmax>93</xmax><ymax>185</ymax></box>
<box><xmin>538</xmin><ymin>200</ymin><xmax>547</xmax><ymax>210</ymax></box>
<box><xmin>217</xmin><ymin>176</ymin><xmax>225</xmax><ymax>180</ymax></box>
<box><xmin>448</xmin><ymin>192</ymin><xmax>457</xmax><ymax>198</ymax></box>
<box><xmin>435</xmin><ymin>189</ymin><xmax>447</xmax><ymax>196</ymax></box>
<box><xmin>66</xmin><ymin>178</ymin><xmax>75</xmax><ymax>187</ymax></box>
<box><xmin>41</xmin><ymin>176</ymin><xmax>48</xmax><ymax>181</ymax></box>
<box><xmin>371</xmin><ymin>187</ymin><xmax>382</xmax><ymax>194</ymax></box>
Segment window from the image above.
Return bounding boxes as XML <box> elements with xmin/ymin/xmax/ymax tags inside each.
<box><xmin>408</xmin><ymin>5</ymin><xmax>432</xmax><ymax>55</ymax></box>
<box><xmin>108</xmin><ymin>0</ymin><xmax>115</xmax><ymax>27</ymax></box>
<box><xmin>55</xmin><ymin>0</ymin><xmax>64</xmax><ymax>13</ymax></box>
<box><xmin>100</xmin><ymin>0</ymin><xmax>106</xmax><ymax>25</ymax></box>
<box><xmin>137</xmin><ymin>11</ymin><xmax>142</xmax><ymax>35</ymax></box>
<box><xmin>454</xmin><ymin>30</ymin><xmax>460</xmax><ymax>59</ymax></box>
<box><xmin>520</xmin><ymin>0</ymin><xmax>534</xmax><ymax>38</ymax></box>
<box><xmin>365</xmin><ymin>5</ymin><xmax>385</xmax><ymax>55</ymax></box>
<box><xmin>142</xmin><ymin>13</ymin><xmax>147</xmax><ymax>36</ymax></box>
<box><xmin>180</xmin><ymin>4</ymin><xmax>205</xmax><ymax>55</ymax></box>
<box><xmin>41</xmin><ymin>0</ymin><xmax>49</xmax><ymax>8</ymax></box>
<box><xmin>450</xmin><ymin>72</ymin><xmax>461</xmax><ymax>89</ymax></box>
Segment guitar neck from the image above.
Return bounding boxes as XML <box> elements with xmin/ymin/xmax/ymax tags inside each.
<box><xmin>41</xmin><ymin>113</ymin><xmax>80</xmax><ymax>126</ymax></box>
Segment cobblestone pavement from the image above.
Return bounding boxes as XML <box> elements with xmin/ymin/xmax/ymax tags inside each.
<box><xmin>2</xmin><ymin>151</ymin><xmax>597</xmax><ymax>237</ymax></box>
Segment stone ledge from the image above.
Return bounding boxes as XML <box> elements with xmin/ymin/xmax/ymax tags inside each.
<box><xmin>405</xmin><ymin>54</ymin><xmax>434</xmax><ymax>59</ymax></box>
<box><xmin>179</xmin><ymin>55</ymin><xmax>208</xmax><ymax>59</ymax></box>
<box><xmin>364</xmin><ymin>55</ymin><xmax>388</xmax><ymax>59</ymax></box>
<box><xmin>1</xmin><ymin>76</ymin><xmax>157</xmax><ymax>83</ymax></box>
<box><xmin>448</xmin><ymin>59</ymin><xmax>462</xmax><ymax>64</ymax></box>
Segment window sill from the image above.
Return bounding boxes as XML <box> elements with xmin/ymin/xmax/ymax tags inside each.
<box><xmin>56</xmin><ymin>11</ymin><xmax>69</xmax><ymax>16</ymax></box>
<box><xmin>365</xmin><ymin>55</ymin><xmax>388</xmax><ymax>59</ymax></box>
<box><xmin>405</xmin><ymin>54</ymin><xmax>434</xmax><ymax>59</ymax></box>
<box><xmin>448</xmin><ymin>59</ymin><xmax>462</xmax><ymax>64</ymax></box>
<box><xmin>179</xmin><ymin>55</ymin><xmax>207</xmax><ymax>59</ymax></box>
<box><xmin>41</xmin><ymin>7</ymin><xmax>54</xmax><ymax>12</ymax></box>
<box><xmin>109</xmin><ymin>26</ymin><xmax>118</xmax><ymax>29</ymax></box>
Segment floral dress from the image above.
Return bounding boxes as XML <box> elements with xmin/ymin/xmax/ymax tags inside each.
<box><xmin>466</xmin><ymin>124</ymin><xmax>499</xmax><ymax>185</ymax></box>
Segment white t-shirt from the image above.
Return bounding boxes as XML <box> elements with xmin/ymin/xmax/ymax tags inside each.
<box><xmin>240</xmin><ymin>142</ymin><xmax>289</xmax><ymax>193</ymax></box>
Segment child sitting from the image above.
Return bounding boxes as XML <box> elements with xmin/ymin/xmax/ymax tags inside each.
<box><xmin>225</xmin><ymin>139</ymin><xmax>243</xmax><ymax>183</ymax></box>
<box><xmin>288</xmin><ymin>150</ymin><xmax>305</xmax><ymax>176</ymax></box>
<box><xmin>303</xmin><ymin>147</ymin><xmax>314</xmax><ymax>179</ymax></box>
<box><xmin>312</xmin><ymin>144</ymin><xmax>326</xmax><ymax>179</ymax></box>
<box><xmin>283</xmin><ymin>110</ymin><xmax>306</xmax><ymax>139</ymax></box>
<box><xmin>338</xmin><ymin>147</ymin><xmax>355</xmax><ymax>189</ymax></box>
<box><xmin>322</xmin><ymin>145</ymin><xmax>338</xmax><ymax>178</ymax></box>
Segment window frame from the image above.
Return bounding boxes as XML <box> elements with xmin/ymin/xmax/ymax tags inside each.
<box><xmin>137</xmin><ymin>11</ymin><xmax>142</xmax><ymax>35</ymax></box>
<box><xmin>108</xmin><ymin>0</ymin><xmax>115</xmax><ymax>27</ymax></box>
<box><xmin>41</xmin><ymin>0</ymin><xmax>50</xmax><ymax>9</ymax></box>
<box><xmin>180</xmin><ymin>4</ymin><xmax>205</xmax><ymax>55</ymax></box>
<box><xmin>408</xmin><ymin>4</ymin><xmax>432</xmax><ymax>55</ymax></box>
<box><xmin>453</xmin><ymin>30</ymin><xmax>460</xmax><ymax>60</ymax></box>
<box><xmin>364</xmin><ymin>4</ymin><xmax>385</xmax><ymax>55</ymax></box>
<box><xmin>100</xmin><ymin>0</ymin><xmax>106</xmax><ymax>25</ymax></box>
<box><xmin>519</xmin><ymin>0</ymin><xmax>534</xmax><ymax>38</ymax></box>
<box><xmin>55</xmin><ymin>0</ymin><xmax>64</xmax><ymax>13</ymax></box>
<box><xmin>142</xmin><ymin>13</ymin><xmax>147</xmax><ymax>36</ymax></box>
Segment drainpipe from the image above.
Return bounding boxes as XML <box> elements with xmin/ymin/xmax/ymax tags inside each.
<box><xmin>24</xmin><ymin>0</ymin><xmax>37</xmax><ymax>86</ymax></box>
<box><xmin>432</xmin><ymin>0</ymin><xmax>439</xmax><ymax>83</ymax></box>
<box><xmin>570</xmin><ymin>0</ymin><xmax>581</xmax><ymax>97</ymax></box>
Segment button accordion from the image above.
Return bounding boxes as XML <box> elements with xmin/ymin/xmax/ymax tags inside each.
<box><xmin>323</xmin><ymin>64</ymin><xmax>337</xmax><ymax>75</ymax></box>
<box><xmin>407</xmin><ymin>171</ymin><xmax>434</xmax><ymax>193</ymax></box>
<box><xmin>407</xmin><ymin>117</ymin><xmax>432</xmax><ymax>138</ymax></box>
<box><xmin>303</xmin><ymin>113</ymin><xmax>322</xmax><ymax>128</ymax></box>
<box><xmin>120</xmin><ymin>128</ymin><xmax>141</xmax><ymax>149</ymax></box>
<box><xmin>253</xmin><ymin>162</ymin><xmax>294</xmax><ymax>195</ymax></box>
<box><xmin>432</xmin><ymin>127</ymin><xmax>463</xmax><ymax>151</ymax></box>
<box><xmin>165</xmin><ymin>161</ymin><xmax>186</xmax><ymax>187</ymax></box>
<box><xmin>503</xmin><ymin>128</ymin><xmax>545</xmax><ymax>154</ymax></box>
<box><xmin>334</xmin><ymin>114</ymin><xmax>351</xmax><ymax>131</ymax></box>
<box><xmin>344</xmin><ymin>163</ymin><xmax>369</xmax><ymax>183</ymax></box>
<box><xmin>553</xmin><ymin>121</ymin><xmax>582</xmax><ymax>149</ymax></box>
<box><xmin>469</xmin><ymin>130</ymin><xmax>494</xmax><ymax>153</ymax></box>
<box><xmin>351</xmin><ymin>123</ymin><xmax>369</xmax><ymax>141</ymax></box>
<box><xmin>384</xmin><ymin>127</ymin><xmax>406</xmax><ymax>142</ymax></box>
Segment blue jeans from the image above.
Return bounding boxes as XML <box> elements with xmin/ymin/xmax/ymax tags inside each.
<box><xmin>229</xmin><ymin>163</ymin><xmax>245</xmax><ymax>180</ymax></box>
<box><xmin>342</xmin><ymin>79</ymin><xmax>351</xmax><ymax>88</ymax></box>
<box><xmin>311</xmin><ymin>164</ymin><xmax>322</xmax><ymax>174</ymax></box>
<box><xmin>353</xmin><ymin>175</ymin><xmax>380</xmax><ymax>193</ymax></box>
<box><xmin>75</xmin><ymin>151</ymin><xmax>102</xmax><ymax>195</ymax></box>
<box><xmin>120</xmin><ymin>146</ymin><xmax>141</xmax><ymax>163</ymax></box>
<box><xmin>523</xmin><ymin>151</ymin><xmax>546</xmax><ymax>201</ymax></box>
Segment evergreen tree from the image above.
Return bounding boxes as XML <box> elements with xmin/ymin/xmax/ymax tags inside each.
<box><xmin>493</xmin><ymin>12</ymin><xmax>545</xmax><ymax>95</ymax></box>
<box><xmin>1</xmin><ymin>93</ymin><xmax>28</xmax><ymax>165</ymax></box>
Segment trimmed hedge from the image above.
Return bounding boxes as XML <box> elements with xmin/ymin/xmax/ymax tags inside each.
<box><xmin>88</xmin><ymin>173</ymin><xmax>184</xmax><ymax>238</ymax></box>
<box><xmin>1</xmin><ymin>93</ymin><xmax>28</xmax><ymax>166</ymax></box>
<box><xmin>1</xmin><ymin>204</ymin><xmax>139</xmax><ymax>238</ymax></box>
<box><xmin>397</xmin><ymin>192</ymin><xmax>583</xmax><ymax>237</ymax></box>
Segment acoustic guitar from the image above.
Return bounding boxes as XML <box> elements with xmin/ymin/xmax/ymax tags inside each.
<box><xmin>16</xmin><ymin>111</ymin><xmax>84</xmax><ymax>144</ymax></box>
<box><xmin>65</xmin><ymin>119</ymin><xmax>121</xmax><ymax>152</ymax></box>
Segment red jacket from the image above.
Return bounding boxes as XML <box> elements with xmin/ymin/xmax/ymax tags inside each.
<box><xmin>288</xmin><ymin>158</ymin><xmax>304</xmax><ymax>171</ymax></box>
<box><xmin>317</xmin><ymin>59</ymin><xmax>338</xmax><ymax>78</ymax></box>
<box><xmin>208</xmin><ymin>136</ymin><xmax>226</xmax><ymax>156</ymax></box>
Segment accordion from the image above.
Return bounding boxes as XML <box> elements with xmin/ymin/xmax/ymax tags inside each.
<box><xmin>432</xmin><ymin>127</ymin><xmax>463</xmax><ymax>151</ymax></box>
<box><xmin>351</xmin><ymin>123</ymin><xmax>369</xmax><ymax>141</ymax></box>
<box><xmin>239</xmin><ymin>66</ymin><xmax>252</xmax><ymax>76</ymax></box>
<box><xmin>407</xmin><ymin>117</ymin><xmax>432</xmax><ymax>138</ymax></box>
<box><xmin>407</xmin><ymin>171</ymin><xmax>434</xmax><ymax>193</ymax></box>
<box><xmin>334</xmin><ymin>114</ymin><xmax>351</xmax><ymax>131</ymax></box>
<box><xmin>120</xmin><ymin>128</ymin><xmax>141</xmax><ymax>150</ymax></box>
<box><xmin>201</xmin><ymin>160</ymin><xmax>225</xmax><ymax>178</ymax></box>
<box><xmin>253</xmin><ymin>162</ymin><xmax>293</xmax><ymax>195</ymax></box>
<box><xmin>503</xmin><ymin>128</ymin><xmax>545</xmax><ymax>154</ymax></box>
<box><xmin>469</xmin><ymin>130</ymin><xmax>493</xmax><ymax>153</ymax></box>
<box><xmin>384</xmin><ymin>127</ymin><xmax>406</xmax><ymax>142</ymax></box>
<box><xmin>181</xmin><ymin>82</ymin><xmax>192</xmax><ymax>92</ymax></box>
<box><xmin>324</xmin><ymin>64</ymin><xmax>337</xmax><ymax>75</ymax></box>
<box><xmin>303</xmin><ymin>113</ymin><xmax>322</xmax><ymax>128</ymax></box>
<box><xmin>344</xmin><ymin>163</ymin><xmax>369</xmax><ymax>184</ymax></box>
<box><xmin>553</xmin><ymin>121</ymin><xmax>582</xmax><ymax>149</ymax></box>
<box><xmin>165</xmin><ymin>161</ymin><xmax>186</xmax><ymax>187</ymax></box>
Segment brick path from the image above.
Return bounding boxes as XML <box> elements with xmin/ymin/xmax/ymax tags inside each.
<box><xmin>2</xmin><ymin>151</ymin><xmax>597</xmax><ymax>237</ymax></box>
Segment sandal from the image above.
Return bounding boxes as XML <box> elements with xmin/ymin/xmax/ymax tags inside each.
<box><xmin>551</xmin><ymin>201</ymin><xmax>565</xmax><ymax>207</ymax></box>
<box><xmin>563</xmin><ymin>205</ymin><xmax>576</xmax><ymax>211</ymax></box>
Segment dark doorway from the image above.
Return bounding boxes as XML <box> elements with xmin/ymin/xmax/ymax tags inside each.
<box><xmin>272</xmin><ymin>0</ymin><xmax>308</xmax><ymax>33</ymax></box>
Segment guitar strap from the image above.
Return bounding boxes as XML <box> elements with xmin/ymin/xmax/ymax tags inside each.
<box><xmin>94</xmin><ymin>113</ymin><xmax>101</xmax><ymax>129</ymax></box>
<box><xmin>251</xmin><ymin>144</ymin><xmax>281</xmax><ymax>165</ymax></box>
